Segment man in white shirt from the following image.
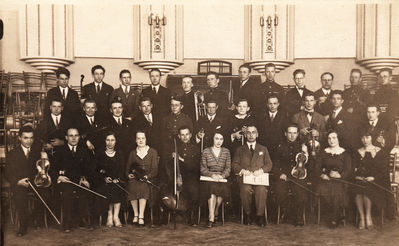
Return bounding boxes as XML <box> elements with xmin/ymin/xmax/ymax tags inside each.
<box><xmin>314</xmin><ymin>72</ymin><xmax>334</xmax><ymax>116</ymax></box>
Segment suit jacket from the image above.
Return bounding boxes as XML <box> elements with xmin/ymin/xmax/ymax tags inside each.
<box><xmin>326</xmin><ymin>108</ymin><xmax>356</xmax><ymax>150</ymax></box>
<box><xmin>232</xmin><ymin>143</ymin><xmax>272</xmax><ymax>176</ymax></box>
<box><xmin>35</xmin><ymin>114</ymin><xmax>72</xmax><ymax>145</ymax></box>
<box><xmin>81</xmin><ymin>82</ymin><xmax>114</xmax><ymax>120</ymax></box>
<box><xmin>314</xmin><ymin>88</ymin><xmax>333</xmax><ymax>116</ymax></box>
<box><xmin>358</xmin><ymin>118</ymin><xmax>396</xmax><ymax>151</ymax></box>
<box><xmin>181</xmin><ymin>91</ymin><xmax>196</xmax><ymax>122</ymax></box>
<box><xmin>141</xmin><ymin>85</ymin><xmax>171</xmax><ymax>118</ymax></box>
<box><xmin>107</xmin><ymin>116</ymin><xmax>134</xmax><ymax>157</ymax></box>
<box><xmin>194</xmin><ymin>113</ymin><xmax>227</xmax><ymax>149</ymax></box>
<box><xmin>256</xmin><ymin>80</ymin><xmax>285</xmax><ymax>114</ymax></box>
<box><xmin>256</xmin><ymin>110</ymin><xmax>288</xmax><ymax>156</ymax></box>
<box><xmin>53</xmin><ymin>143</ymin><xmax>95</xmax><ymax>183</ymax></box>
<box><xmin>204</xmin><ymin>87</ymin><xmax>229</xmax><ymax>115</ymax></box>
<box><xmin>75</xmin><ymin>113</ymin><xmax>108</xmax><ymax>151</ymax></box>
<box><xmin>110</xmin><ymin>86</ymin><xmax>140</xmax><ymax>118</ymax></box>
<box><xmin>292</xmin><ymin>110</ymin><xmax>326</xmax><ymax>142</ymax></box>
<box><xmin>285</xmin><ymin>87</ymin><xmax>312</xmax><ymax>118</ymax></box>
<box><xmin>5</xmin><ymin>145</ymin><xmax>41</xmax><ymax>187</ymax></box>
<box><xmin>132</xmin><ymin>112</ymin><xmax>161</xmax><ymax>152</ymax></box>
<box><xmin>234</xmin><ymin>77</ymin><xmax>261</xmax><ymax>110</ymax></box>
<box><xmin>45</xmin><ymin>86</ymin><xmax>81</xmax><ymax>119</ymax></box>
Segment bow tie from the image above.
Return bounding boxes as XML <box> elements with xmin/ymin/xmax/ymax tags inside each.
<box><xmin>297</xmin><ymin>87</ymin><xmax>304</xmax><ymax>91</ymax></box>
<box><xmin>306</xmin><ymin>111</ymin><xmax>313</xmax><ymax>116</ymax></box>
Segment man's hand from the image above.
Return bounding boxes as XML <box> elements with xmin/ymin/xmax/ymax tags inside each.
<box><xmin>347</xmin><ymin>107</ymin><xmax>354</xmax><ymax>114</ymax></box>
<box><xmin>128</xmin><ymin>173</ymin><xmax>135</xmax><ymax>179</ymax></box>
<box><xmin>86</xmin><ymin>140</ymin><xmax>95</xmax><ymax>151</ymax></box>
<box><xmin>112</xmin><ymin>179</ymin><xmax>120</xmax><ymax>183</ymax></box>
<box><xmin>280</xmin><ymin>174</ymin><xmax>287</xmax><ymax>181</ymax></box>
<box><xmin>239</xmin><ymin>169</ymin><xmax>252</xmax><ymax>176</ymax></box>
<box><xmin>253</xmin><ymin>169</ymin><xmax>264</xmax><ymax>176</ymax></box>
<box><xmin>79</xmin><ymin>177</ymin><xmax>90</xmax><ymax>188</ymax></box>
<box><xmin>376</xmin><ymin>136</ymin><xmax>385</xmax><ymax>147</ymax></box>
<box><xmin>105</xmin><ymin>177</ymin><xmax>112</xmax><ymax>183</ymax></box>
<box><xmin>329</xmin><ymin>170</ymin><xmax>341</xmax><ymax>179</ymax></box>
<box><xmin>320</xmin><ymin>174</ymin><xmax>330</xmax><ymax>181</ymax></box>
<box><xmin>365</xmin><ymin>176</ymin><xmax>375</xmax><ymax>182</ymax></box>
<box><xmin>57</xmin><ymin>175</ymin><xmax>70</xmax><ymax>183</ymax></box>
<box><xmin>17</xmin><ymin>178</ymin><xmax>29</xmax><ymax>187</ymax></box>
<box><xmin>355</xmin><ymin>176</ymin><xmax>365</xmax><ymax>181</ymax></box>
<box><xmin>300</xmin><ymin>128</ymin><xmax>310</xmax><ymax>136</ymax></box>
<box><xmin>318</xmin><ymin>96</ymin><xmax>327</xmax><ymax>104</ymax></box>
<box><xmin>197</xmin><ymin>131</ymin><xmax>205</xmax><ymax>139</ymax></box>
<box><xmin>232</xmin><ymin>132</ymin><xmax>242</xmax><ymax>140</ymax></box>
<box><xmin>50</xmin><ymin>138</ymin><xmax>65</xmax><ymax>147</ymax></box>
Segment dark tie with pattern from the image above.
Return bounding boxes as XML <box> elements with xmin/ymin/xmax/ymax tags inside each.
<box><xmin>118</xmin><ymin>117</ymin><xmax>122</xmax><ymax>126</ymax></box>
<box><xmin>250</xmin><ymin>144</ymin><xmax>254</xmax><ymax>156</ymax></box>
<box><xmin>62</xmin><ymin>88</ymin><xmax>66</xmax><ymax>100</ymax></box>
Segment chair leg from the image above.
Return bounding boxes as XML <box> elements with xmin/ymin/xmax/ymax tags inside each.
<box><xmin>44</xmin><ymin>209</ymin><xmax>48</xmax><ymax>229</ymax></box>
<box><xmin>197</xmin><ymin>206</ymin><xmax>201</xmax><ymax>225</ymax></box>
<box><xmin>317</xmin><ymin>196</ymin><xmax>321</xmax><ymax>225</ymax></box>
<box><xmin>9</xmin><ymin>190</ymin><xmax>14</xmax><ymax>224</ymax></box>
<box><xmin>381</xmin><ymin>208</ymin><xmax>384</xmax><ymax>225</ymax></box>
<box><xmin>342</xmin><ymin>208</ymin><xmax>346</xmax><ymax>227</ymax></box>
<box><xmin>264</xmin><ymin>203</ymin><xmax>268</xmax><ymax>225</ymax></box>
<box><xmin>277</xmin><ymin>205</ymin><xmax>280</xmax><ymax>224</ymax></box>
<box><xmin>222</xmin><ymin>203</ymin><xmax>225</xmax><ymax>226</ymax></box>
<box><xmin>240</xmin><ymin>205</ymin><xmax>244</xmax><ymax>224</ymax></box>
<box><xmin>303</xmin><ymin>205</ymin><xmax>306</xmax><ymax>226</ymax></box>
<box><xmin>150</xmin><ymin>208</ymin><xmax>154</xmax><ymax>226</ymax></box>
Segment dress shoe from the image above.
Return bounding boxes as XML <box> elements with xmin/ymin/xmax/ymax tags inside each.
<box><xmin>256</xmin><ymin>216</ymin><xmax>266</xmax><ymax>227</ymax></box>
<box><xmin>206</xmin><ymin>220</ymin><xmax>213</xmax><ymax>228</ymax></box>
<box><xmin>295</xmin><ymin>218</ymin><xmax>304</xmax><ymax>227</ymax></box>
<box><xmin>79</xmin><ymin>218</ymin><xmax>93</xmax><ymax>230</ymax></box>
<box><xmin>16</xmin><ymin>228</ymin><xmax>27</xmax><ymax>237</ymax></box>
<box><xmin>243</xmin><ymin>214</ymin><xmax>253</xmax><ymax>225</ymax></box>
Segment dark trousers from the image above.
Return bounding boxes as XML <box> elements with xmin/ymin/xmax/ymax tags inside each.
<box><xmin>274</xmin><ymin>178</ymin><xmax>308</xmax><ymax>219</ymax></box>
<box><xmin>13</xmin><ymin>185</ymin><xmax>50</xmax><ymax>229</ymax></box>
<box><xmin>182</xmin><ymin>181</ymin><xmax>199</xmax><ymax>222</ymax></box>
<box><xmin>239</xmin><ymin>184</ymin><xmax>267</xmax><ymax>216</ymax></box>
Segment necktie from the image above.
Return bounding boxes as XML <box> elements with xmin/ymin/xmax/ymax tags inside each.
<box><xmin>97</xmin><ymin>84</ymin><xmax>100</xmax><ymax>93</ymax></box>
<box><xmin>26</xmin><ymin>148</ymin><xmax>30</xmax><ymax>159</ymax></box>
<box><xmin>117</xmin><ymin>117</ymin><xmax>122</xmax><ymax>126</ymax></box>
<box><xmin>250</xmin><ymin>144</ymin><xmax>254</xmax><ymax>155</ymax></box>
<box><xmin>209</xmin><ymin>116</ymin><xmax>213</xmax><ymax>122</ymax></box>
<box><xmin>90</xmin><ymin>117</ymin><xmax>94</xmax><ymax>125</ymax></box>
<box><xmin>370</xmin><ymin>121</ymin><xmax>375</xmax><ymax>128</ymax></box>
<box><xmin>270</xmin><ymin>113</ymin><xmax>275</xmax><ymax>122</ymax></box>
<box><xmin>62</xmin><ymin>88</ymin><xmax>66</xmax><ymax>100</ymax></box>
<box><xmin>146</xmin><ymin>115</ymin><xmax>152</xmax><ymax>125</ymax></box>
<box><xmin>332</xmin><ymin>111</ymin><xmax>337</xmax><ymax>119</ymax></box>
<box><xmin>55</xmin><ymin>116</ymin><xmax>59</xmax><ymax>128</ymax></box>
<box><xmin>152</xmin><ymin>87</ymin><xmax>156</xmax><ymax>94</ymax></box>
<box><xmin>72</xmin><ymin>146</ymin><xmax>76</xmax><ymax>157</ymax></box>
<box><xmin>124</xmin><ymin>87</ymin><xmax>128</xmax><ymax>97</ymax></box>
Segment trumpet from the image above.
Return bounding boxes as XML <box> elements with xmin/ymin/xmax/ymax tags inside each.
<box><xmin>194</xmin><ymin>91</ymin><xmax>206</xmax><ymax>121</ymax></box>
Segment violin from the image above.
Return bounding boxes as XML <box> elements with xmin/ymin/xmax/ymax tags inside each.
<box><xmin>291</xmin><ymin>152</ymin><xmax>308</xmax><ymax>180</ymax></box>
<box><xmin>34</xmin><ymin>151</ymin><xmax>51</xmax><ymax>187</ymax></box>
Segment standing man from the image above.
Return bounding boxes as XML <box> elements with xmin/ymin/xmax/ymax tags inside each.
<box><xmin>5</xmin><ymin>126</ymin><xmax>50</xmax><ymax>236</ymax></box>
<box><xmin>110</xmin><ymin>69</ymin><xmax>140</xmax><ymax>120</ymax></box>
<box><xmin>141</xmin><ymin>68</ymin><xmax>171</xmax><ymax>118</ymax></box>
<box><xmin>257</xmin><ymin>95</ymin><xmax>288</xmax><ymax>160</ymax></box>
<box><xmin>81</xmin><ymin>65</ymin><xmax>114</xmax><ymax>121</ymax></box>
<box><xmin>342</xmin><ymin>69</ymin><xmax>368</xmax><ymax>119</ymax></box>
<box><xmin>181</xmin><ymin>76</ymin><xmax>197</xmax><ymax>122</ymax></box>
<box><xmin>374</xmin><ymin>68</ymin><xmax>398</xmax><ymax>122</ymax></box>
<box><xmin>204</xmin><ymin>72</ymin><xmax>229</xmax><ymax>116</ymax></box>
<box><xmin>292</xmin><ymin>93</ymin><xmax>326</xmax><ymax>143</ymax></box>
<box><xmin>233</xmin><ymin>125</ymin><xmax>272</xmax><ymax>227</ymax></box>
<box><xmin>45</xmin><ymin>67</ymin><xmax>81</xmax><ymax>120</ymax></box>
<box><xmin>256</xmin><ymin>63</ymin><xmax>285</xmax><ymax>114</ymax></box>
<box><xmin>285</xmin><ymin>69</ymin><xmax>312</xmax><ymax>118</ymax></box>
<box><xmin>314</xmin><ymin>72</ymin><xmax>334</xmax><ymax>116</ymax></box>
<box><xmin>234</xmin><ymin>64</ymin><xmax>260</xmax><ymax>113</ymax></box>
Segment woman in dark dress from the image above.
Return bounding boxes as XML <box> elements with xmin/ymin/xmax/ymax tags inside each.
<box><xmin>200</xmin><ymin>131</ymin><xmax>231</xmax><ymax>228</ymax></box>
<box><xmin>96</xmin><ymin>131</ymin><xmax>125</xmax><ymax>227</ymax></box>
<box><xmin>353</xmin><ymin>131</ymin><xmax>391</xmax><ymax>229</ymax></box>
<box><xmin>316</xmin><ymin>131</ymin><xmax>352</xmax><ymax>228</ymax></box>
<box><xmin>126</xmin><ymin>131</ymin><xmax>158</xmax><ymax>227</ymax></box>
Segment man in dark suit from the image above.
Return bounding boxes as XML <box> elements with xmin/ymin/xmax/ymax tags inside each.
<box><xmin>141</xmin><ymin>68</ymin><xmax>171</xmax><ymax>118</ymax></box>
<box><xmin>81</xmin><ymin>65</ymin><xmax>114</xmax><ymax>122</ymax></box>
<box><xmin>133</xmin><ymin>97</ymin><xmax>161</xmax><ymax>152</ymax></box>
<box><xmin>234</xmin><ymin>64</ymin><xmax>260</xmax><ymax>113</ymax></box>
<box><xmin>204</xmin><ymin>71</ymin><xmax>229</xmax><ymax>116</ymax></box>
<box><xmin>181</xmin><ymin>76</ymin><xmax>197</xmax><ymax>122</ymax></box>
<box><xmin>76</xmin><ymin>99</ymin><xmax>107</xmax><ymax>153</ymax></box>
<box><xmin>326</xmin><ymin>90</ymin><xmax>356</xmax><ymax>151</ymax></box>
<box><xmin>285</xmin><ymin>69</ymin><xmax>312</xmax><ymax>118</ymax></box>
<box><xmin>110</xmin><ymin>69</ymin><xmax>140</xmax><ymax>120</ymax></box>
<box><xmin>292</xmin><ymin>93</ymin><xmax>326</xmax><ymax>143</ymax></box>
<box><xmin>314</xmin><ymin>72</ymin><xmax>334</xmax><ymax>116</ymax></box>
<box><xmin>257</xmin><ymin>95</ymin><xmax>288</xmax><ymax>159</ymax></box>
<box><xmin>358</xmin><ymin>104</ymin><xmax>396</xmax><ymax>151</ymax></box>
<box><xmin>45</xmin><ymin>67</ymin><xmax>81</xmax><ymax>120</ymax></box>
<box><xmin>53</xmin><ymin>128</ymin><xmax>96</xmax><ymax>232</ymax></box>
<box><xmin>374</xmin><ymin>68</ymin><xmax>399</xmax><ymax>123</ymax></box>
<box><xmin>35</xmin><ymin>98</ymin><xmax>73</xmax><ymax>155</ymax></box>
<box><xmin>256</xmin><ymin>63</ymin><xmax>285</xmax><ymax>114</ymax></box>
<box><xmin>195</xmin><ymin>100</ymin><xmax>227</xmax><ymax>149</ymax></box>
<box><xmin>107</xmin><ymin>97</ymin><xmax>134</xmax><ymax>160</ymax></box>
<box><xmin>342</xmin><ymin>69</ymin><xmax>369</xmax><ymax>121</ymax></box>
<box><xmin>5</xmin><ymin>126</ymin><xmax>51</xmax><ymax>236</ymax></box>
<box><xmin>233</xmin><ymin>125</ymin><xmax>273</xmax><ymax>227</ymax></box>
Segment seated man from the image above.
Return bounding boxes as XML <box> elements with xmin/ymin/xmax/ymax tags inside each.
<box><xmin>5</xmin><ymin>126</ymin><xmax>51</xmax><ymax>236</ymax></box>
<box><xmin>233</xmin><ymin>125</ymin><xmax>272</xmax><ymax>227</ymax></box>
<box><xmin>273</xmin><ymin>124</ymin><xmax>309</xmax><ymax>226</ymax></box>
<box><xmin>54</xmin><ymin>128</ymin><xmax>96</xmax><ymax>232</ymax></box>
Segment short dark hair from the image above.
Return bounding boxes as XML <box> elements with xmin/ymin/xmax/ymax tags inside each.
<box><xmin>266</xmin><ymin>94</ymin><xmax>279</xmax><ymax>102</ymax></box>
<box><xmin>149</xmin><ymin>68</ymin><xmax>162</xmax><ymax>76</ymax></box>
<box><xmin>182</xmin><ymin>75</ymin><xmax>193</xmax><ymax>81</ymax></box>
<box><xmin>50</xmin><ymin>97</ymin><xmax>64</xmax><ymax>106</ymax></box>
<box><xmin>178</xmin><ymin>126</ymin><xmax>191</xmax><ymax>134</ymax></box>
<box><xmin>330</xmin><ymin>90</ymin><xmax>343</xmax><ymax>98</ymax></box>
<box><xmin>110</xmin><ymin>96</ymin><xmax>123</xmax><ymax>107</ymax></box>
<box><xmin>135</xmin><ymin>130</ymin><xmax>147</xmax><ymax>138</ymax></box>
<box><xmin>66</xmin><ymin>127</ymin><xmax>80</xmax><ymax>135</ymax></box>
<box><xmin>170</xmin><ymin>94</ymin><xmax>183</xmax><ymax>104</ymax></box>
<box><xmin>139</xmin><ymin>97</ymin><xmax>152</xmax><ymax>105</ymax></box>
<box><xmin>366</xmin><ymin>103</ymin><xmax>381</xmax><ymax>112</ymax></box>
<box><xmin>321</xmin><ymin>72</ymin><xmax>334</xmax><ymax>80</ymax></box>
<box><xmin>105</xmin><ymin>131</ymin><xmax>117</xmax><ymax>141</ymax></box>
<box><xmin>91</xmin><ymin>65</ymin><xmax>105</xmax><ymax>75</ymax></box>
<box><xmin>205</xmin><ymin>99</ymin><xmax>218</xmax><ymax>105</ymax></box>
<box><xmin>206</xmin><ymin>71</ymin><xmax>219</xmax><ymax>79</ymax></box>
<box><xmin>327</xmin><ymin>130</ymin><xmax>340</xmax><ymax>141</ymax></box>
<box><xmin>350</xmin><ymin>68</ymin><xmax>362</xmax><ymax>77</ymax></box>
<box><xmin>379</xmin><ymin>67</ymin><xmax>392</xmax><ymax>76</ymax></box>
<box><xmin>293</xmin><ymin>69</ymin><xmax>305</xmax><ymax>77</ymax></box>
<box><xmin>239</xmin><ymin>64</ymin><xmax>252</xmax><ymax>73</ymax></box>
<box><xmin>56</xmin><ymin>67</ymin><xmax>70</xmax><ymax>79</ymax></box>
<box><xmin>119</xmin><ymin>69</ymin><xmax>131</xmax><ymax>78</ymax></box>
<box><xmin>303</xmin><ymin>93</ymin><xmax>315</xmax><ymax>100</ymax></box>
<box><xmin>236</xmin><ymin>98</ymin><xmax>249</xmax><ymax>106</ymax></box>
<box><xmin>286</xmin><ymin>124</ymin><xmax>299</xmax><ymax>132</ymax></box>
<box><xmin>265</xmin><ymin>63</ymin><xmax>276</xmax><ymax>70</ymax></box>
<box><xmin>19</xmin><ymin>125</ymin><xmax>34</xmax><ymax>137</ymax></box>
<box><xmin>83</xmin><ymin>98</ymin><xmax>96</xmax><ymax>106</ymax></box>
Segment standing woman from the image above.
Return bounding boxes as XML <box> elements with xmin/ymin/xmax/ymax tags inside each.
<box><xmin>96</xmin><ymin>131</ymin><xmax>125</xmax><ymax>227</ymax></box>
<box><xmin>200</xmin><ymin>131</ymin><xmax>231</xmax><ymax>228</ymax></box>
<box><xmin>126</xmin><ymin>130</ymin><xmax>158</xmax><ymax>227</ymax></box>
<box><xmin>353</xmin><ymin>131</ymin><xmax>391</xmax><ymax>229</ymax></box>
<box><xmin>316</xmin><ymin>131</ymin><xmax>352</xmax><ymax>228</ymax></box>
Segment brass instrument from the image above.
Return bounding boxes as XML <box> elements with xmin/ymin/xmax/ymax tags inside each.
<box><xmin>194</xmin><ymin>91</ymin><xmax>206</xmax><ymax>121</ymax></box>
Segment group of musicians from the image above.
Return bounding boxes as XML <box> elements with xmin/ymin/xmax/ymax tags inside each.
<box><xmin>5</xmin><ymin>63</ymin><xmax>398</xmax><ymax>237</ymax></box>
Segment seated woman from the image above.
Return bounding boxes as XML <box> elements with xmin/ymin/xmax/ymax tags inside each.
<box><xmin>96</xmin><ymin>131</ymin><xmax>125</xmax><ymax>228</ymax></box>
<box><xmin>316</xmin><ymin>131</ymin><xmax>352</xmax><ymax>228</ymax></box>
<box><xmin>126</xmin><ymin>130</ymin><xmax>158</xmax><ymax>227</ymax></box>
<box><xmin>353</xmin><ymin>131</ymin><xmax>391</xmax><ymax>229</ymax></box>
<box><xmin>200</xmin><ymin>131</ymin><xmax>231</xmax><ymax>228</ymax></box>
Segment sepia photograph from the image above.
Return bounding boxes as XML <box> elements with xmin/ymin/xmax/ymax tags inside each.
<box><xmin>0</xmin><ymin>0</ymin><xmax>398</xmax><ymax>245</ymax></box>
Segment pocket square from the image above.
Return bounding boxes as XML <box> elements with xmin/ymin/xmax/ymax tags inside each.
<box><xmin>259</xmin><ymin>151</ymin><xmax>263</xmax><ymax>156</ymax></box>
<box><xmin>337</xmin><ymin>120</ymin><xmax>343</xmax><ymax>125</ymax></box>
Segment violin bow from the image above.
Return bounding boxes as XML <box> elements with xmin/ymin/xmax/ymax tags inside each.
<box><xmin>27</xmin><ymin>180</ymin><xmax>61</xmax><ymax>225</ymax></box>
<box><xmin>64</xmin><ymin>180</ymin><xmax>107</xmax><ymax>199</ymax></box>
<box><xmin>286</xmin><ymin>178</ymin><xmax>318</xmax><ymax>196</ymax></box>
<box><xmin>173</xmin><ymin>138</ymin><xmax>178</xmax><ymax>230</ymax></box>
<box><xmin>365</xmin><ymin>180</ymin><xmax>394</xmax><ymax>196</ymax></box>
<box><xmin>330</xmin><ymin>178</ymin><xmax>366</xmax><ymax>189</ymax></box>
